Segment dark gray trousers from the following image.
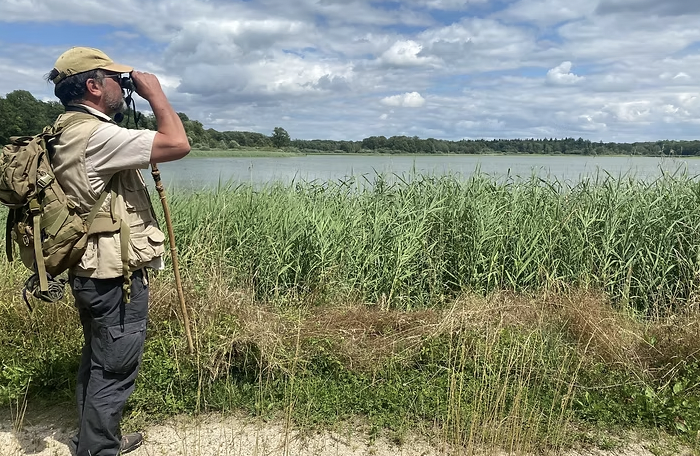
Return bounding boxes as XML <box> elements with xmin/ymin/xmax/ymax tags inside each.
<box><xmin>69</xmin><ymin>270</ymin><xmax>149</xmax><ymax>456</ymax></box>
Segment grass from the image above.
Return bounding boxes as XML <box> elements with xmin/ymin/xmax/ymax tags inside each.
<box><xmin>1</xmin><ymin>271</ymin><xmax>699</xmax><ymax>453</ymax></box>
<box><xmin>1</xmin><ymin>172</ymin><xmax>700</xmax><ymax>454</ymax></box>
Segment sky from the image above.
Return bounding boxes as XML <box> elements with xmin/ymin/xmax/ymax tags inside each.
<box><xmin>1</xmin><ymin>0</ymin><xmax>700</xmax><ymax>143</ymax></box>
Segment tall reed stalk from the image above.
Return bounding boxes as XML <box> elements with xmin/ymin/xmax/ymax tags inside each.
<box><xmin>161</xmin><ymin>172</ymin><xmax>700</xmax><ymax>312</ymax></box>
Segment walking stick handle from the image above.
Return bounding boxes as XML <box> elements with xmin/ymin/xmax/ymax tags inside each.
<box><xmin>151</xmin><ymin>164</ymin><xmax>195</xmax><ymax>355</ymax></box>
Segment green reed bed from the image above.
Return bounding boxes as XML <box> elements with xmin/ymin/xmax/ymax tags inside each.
<box><xmin>2</xmin><ymin>173</ymin><xmax>700</xmax><ymax>454</ymax></box>
<box><xmin>165</xmin><ymin>172</ymin><xmax>700</xmax><ymax>312</ymax></box>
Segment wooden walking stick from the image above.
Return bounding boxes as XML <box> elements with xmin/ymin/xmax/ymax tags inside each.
<box><xmin>151</xmin><ymin>164</ymin><xmax>195</xmax><ymax>355</ymax></box>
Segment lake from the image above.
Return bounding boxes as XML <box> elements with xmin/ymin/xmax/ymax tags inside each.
<box><xmin>153</xmin><ymin>154</ymin><xmax>700</xmax><ymax>190</ymax></box>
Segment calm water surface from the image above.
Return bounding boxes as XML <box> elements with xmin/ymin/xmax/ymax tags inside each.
<box><xmin>153</xmin><ymin>155</ymin><xmax>700</xmax><ymax>190</ymax></box>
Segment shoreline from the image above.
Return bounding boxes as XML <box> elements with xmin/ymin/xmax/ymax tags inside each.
<box><xmin>186</xmin><ymin>148</ymin><xmax>694</xmax><ymax>159</ymax></box>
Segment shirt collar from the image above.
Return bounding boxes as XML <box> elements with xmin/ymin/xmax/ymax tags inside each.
<box><xmin>67</xmin><ymin>103</ymin><xmax>114</xmax><ymax>122</ymax></box>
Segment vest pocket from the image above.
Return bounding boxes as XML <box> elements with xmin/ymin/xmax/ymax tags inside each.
<box><xmin>77</xmin><ymin>238</ymin><xmax>98</xmax><ymax>271</ymax></box>
<box><xmin>122</xmin><ymin>170</ymin><xmax>152</xmax><ymax>212</ymax></box>
<box><xmin>104</xmin><ymin>319</ymin><xmax>147</xmax><ymax>374</ymax></box>
<box><xmin>128</xmin><ymin>225</ymin><xmax>166</xmax><ymax>267</ymax></box>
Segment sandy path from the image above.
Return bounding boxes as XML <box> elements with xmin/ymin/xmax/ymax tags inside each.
<box><xmin>1</xmin><ymin>413</ymin><xmax>439</xmax><ymax>456</ymax></box>
<box><xmin>0</xmin><ymin>409</ymin><xmax>687</xmax><ymax>456</ymax></box>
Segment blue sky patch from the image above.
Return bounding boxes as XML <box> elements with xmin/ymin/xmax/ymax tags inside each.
<box><xmin>0</xmin><ymin>22</ymin><xmax>138</xmax><ymax>47</ymax></box>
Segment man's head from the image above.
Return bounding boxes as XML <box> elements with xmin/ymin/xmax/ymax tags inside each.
<box><xmin>48</xmin><ymin>47</ymin><xmax>133</xmax><ymax>113</ymax></box>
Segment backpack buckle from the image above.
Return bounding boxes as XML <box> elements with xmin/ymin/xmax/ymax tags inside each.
<box><xmin>37</xmin><ymin>172</ymin><xmax>54</xmax><ymax>189</ymax></box>
<box><xmin>29</xmin><ymin>199</ymin><xmax>41</xmax><ymax>214</ymax></box>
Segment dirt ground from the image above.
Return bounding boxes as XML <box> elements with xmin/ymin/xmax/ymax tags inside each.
<box><xmin>0</xmin><ymin>406</ymin><xmax>695</xmax><ymax>456</ymax></box>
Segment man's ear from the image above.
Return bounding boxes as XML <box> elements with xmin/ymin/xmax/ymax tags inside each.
<box><xmin>85</xmin><ymin>77</ymin><xmax>104</xmax><ymax>97</ymax></box>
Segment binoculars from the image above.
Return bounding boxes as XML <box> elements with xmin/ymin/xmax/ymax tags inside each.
<box><xmin>119</xmin><ymin>74</ymin><xmax>137</xmax><ymax>92</ymax></box>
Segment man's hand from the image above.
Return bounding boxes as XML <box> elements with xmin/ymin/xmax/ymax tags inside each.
<box><xmin>131</xmin><ymin>71</ymin><xmax>166</xmax><ymax>102</ymax></box>
<box><xmin>129</xmin><ymin>71</ymin><xmax>190</xmax><ymax>163</ymax></box>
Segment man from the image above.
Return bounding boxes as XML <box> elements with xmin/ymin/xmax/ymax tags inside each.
<box><xmin>47</xmin><ymin>47</ymin><xmax>190</xmax><ymax>456</ymax></box>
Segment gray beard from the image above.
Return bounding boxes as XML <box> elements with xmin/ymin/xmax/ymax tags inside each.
<box><xmin>105</xmin><ymin>92</ymin><xmax>127</xmax><ymax>115</ymax></box>
<box><xmin>109</xmin><ymin>97</ymin><xmax>127</xmax><ymax>114</ymax></box>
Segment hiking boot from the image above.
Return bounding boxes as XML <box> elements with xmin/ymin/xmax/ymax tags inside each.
<box><xmin>120</xmin><ymin>432</ymin><xmax>143</xmax><ymax>454</ymax></box>
<box><xmin>67</xmin><ymin>438</ymin><xmax>77</xmax><ymax>456</ymax></box>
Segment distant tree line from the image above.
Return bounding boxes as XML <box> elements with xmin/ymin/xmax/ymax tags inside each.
<box><xmin>2</xmin><ymin>89</ymin><xmax>699</xmax><ymax>156</ymax></box>
<box><xmin>293</xmin><ymin>136</ymin><xmax>700</xmax><ymax>156</ymax></box>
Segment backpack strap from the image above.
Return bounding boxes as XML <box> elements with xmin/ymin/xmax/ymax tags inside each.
<box><xmin>107</xmin><ymin>188</ymin><xmax>132</xmax><ymax>304</ymax></box>
<box><xmin>53</xmin><ymin>111</ymin><xmax>104</xmax><ymax>134</ymax></box>
<box><xmin>84</xmin><ymin>187</ymin><xmax>112</xmax><ymax>229</ymax></box>
<box><xmin>81</xmin><ymin>184</ymin><xmax>132</xmax><ymax>303</ymax></box>
<box><xmin>120</xmin><ymin>218</ymin><xmax>131</xmax><ymax>303</ymax></box>
<box><xmin>5</xmin><ymin>209</ymin><xmax>15</xmax><ymax>262</ymax></box>
<box><xmin>29</xmin><ymin>198</ymin><xmax>48</xmax><ymax>292</ymax></box>
<box><xmin>31</xmin><ymin>188</ymin><xmax>110</xmax><ymax>294</ymax></box>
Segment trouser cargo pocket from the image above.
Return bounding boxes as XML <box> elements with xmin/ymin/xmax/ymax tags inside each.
<box><xmin>102</xmin><ymin>320</ymin><xmax>147</xmax><ymax>374</ymax></box>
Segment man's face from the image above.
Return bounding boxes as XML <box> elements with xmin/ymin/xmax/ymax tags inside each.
<box><xmin>101</xmin><ymin>73</ymin><xmax>127</xmax><ymax>115</ymax></box>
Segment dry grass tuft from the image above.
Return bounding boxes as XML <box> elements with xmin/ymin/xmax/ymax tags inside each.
<box><xmin>548</xmin><ymin>291</ymin><xmax>644</xmax><ymax>367</ymax></box>
<box><xmin>636</xmin><ymin>299</ymin><xmax>700</xmax><ymax>383</ymax></box>
<box><xmin>436</xmin><ymin>290</ymin><xmax>644</xmax><ymax>365</ymax></box>
<box><xmin>297</xmin><ymin>306</ymin><xmax>440</xmax><ymax>370</ymax></box>
<box><xmin>144</xmin><ymin>267</ymin><xmax>700</xmax><ymax>386</ymax></box>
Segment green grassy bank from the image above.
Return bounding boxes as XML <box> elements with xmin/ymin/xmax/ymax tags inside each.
<box><xmin>1</xmin><ymin>173</ymin><xmax>700</xmax><ymax>454</ymax></box>
<box><xmin>187</xmin><ymin>147</ymin><xmax>300</xmax><ymax>158</ymax></box>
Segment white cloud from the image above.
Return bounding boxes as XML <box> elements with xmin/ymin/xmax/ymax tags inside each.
<box><xmin>380</xmin><ymin>92</ymin><xmax>426</xmax><ymax>108</ymax></box>
<box><xmin>498</xmin><ymin>0</ymin><xmax>596</xmax><ymax>27</ymax></box>
<box><xmin>379</xmin><ymin>40</ymin><xmax>436</xmax><ymax>68</ymax></box>
<box><xmin>417</xmin><ymin>18</ymin><xmax>536</xmax><ymax>72</ymax></box>
<box><xmin>557</xmin><ymin>15</ymin><xmax>700</xmax><ymax>64</ymax></box>
<box><xmin>546</xmin><ymin>61</ymin><xmax>584</xmax><ymax>85</ymax></box>
<box><xmin>604</xmin><ymin>101</ymin><xmax>652</xmax><ymax>122</ymax></box>
<box><xmin>595</xmin><ymin>0</ymin><xmax>700</xmax><ymax>16</ymax></box>
<box><xmin>166</xmin><ymin>18</ymin><xmax>310</xmax><ymax>62</ymax></box>
<box><xmin>402</xmin><ymin>0</ymin><xmax>489</xmax><ymax>9</ymax></box>
<box><xmin>660</xmin><ymin>71</ymin><xmax>691</xmax><ymax>81</ymax></box>
<box><xmin>578</xmin><ymin>114</ymin><xmax>608</xmax><ymax>132</ymax></box>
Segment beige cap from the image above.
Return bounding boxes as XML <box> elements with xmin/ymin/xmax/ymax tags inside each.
<box><xmin>50</xmin><ymin>47</ymin><xmax>133</xmax><ymax>83</ymax></box>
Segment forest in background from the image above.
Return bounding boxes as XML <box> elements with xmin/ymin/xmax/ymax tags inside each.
<box><xmin>2</xmin><ymin>89</ymin><xmax>699</xmax><ymax>156</ymax></box>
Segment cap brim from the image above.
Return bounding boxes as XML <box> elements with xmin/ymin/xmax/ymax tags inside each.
<box><xmin>101</xmin><ymin>62</ymin><xmax>133</xmax><ymax>74</ymax></box>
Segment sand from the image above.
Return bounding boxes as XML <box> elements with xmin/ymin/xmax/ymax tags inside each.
<box><xmin>0</xmin><ymin>408</ymin><xmax>690</xmax><ymax>456</ymax></box>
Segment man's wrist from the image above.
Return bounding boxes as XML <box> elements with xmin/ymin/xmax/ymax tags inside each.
<box><xmin>146</xmin><ymin>92</ymin><xmax>168</xmax><ymax>104</ymax></box>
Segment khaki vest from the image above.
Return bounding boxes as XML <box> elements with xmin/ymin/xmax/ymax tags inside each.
<box><xmin>51</xmin><ymin>111</ymin><xmax>165</xmax><ymax>279</ymax></box>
